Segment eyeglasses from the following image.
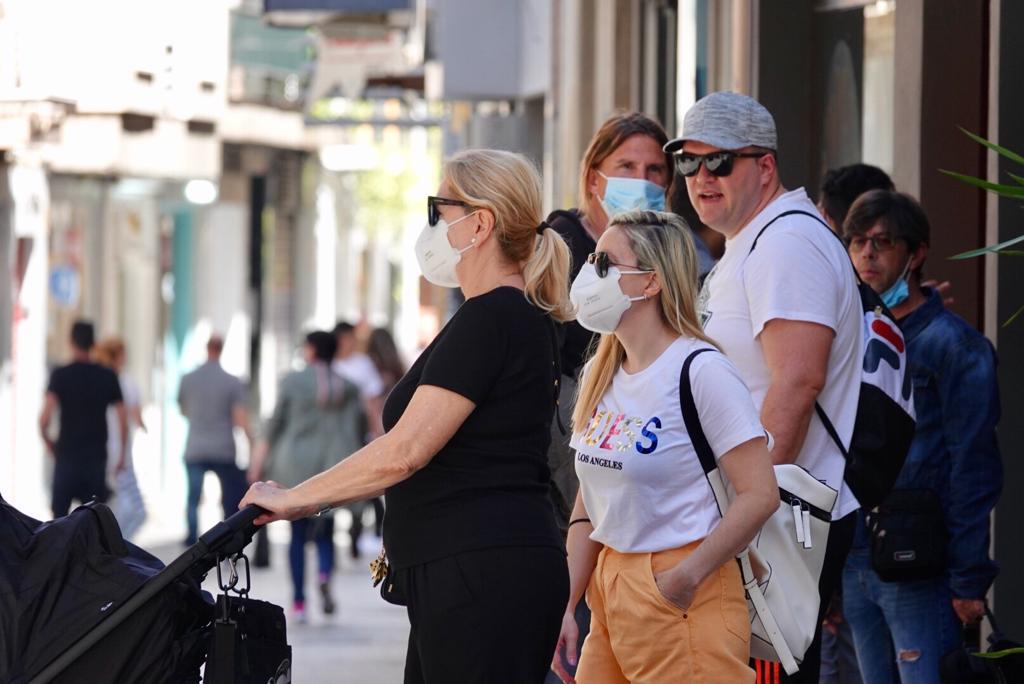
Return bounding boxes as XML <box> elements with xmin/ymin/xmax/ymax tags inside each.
<box><xmin>586</xmin><ymin>252</ymin><xmax>654</xmax><ymax>278</ymax></box>
<box><xmin>674</xmin><ymin>151</ymin><xmax>768</xmax><ymax>178</ymax></box>
<box><xmin>846</xmin><ymin>234</ymin><xmax>900</xmax><ymax>254</ymax></box>
<box><xmin>427</xmin><ymin>195</ymin><xmax>469</xmax><ymax>227</ymax></box>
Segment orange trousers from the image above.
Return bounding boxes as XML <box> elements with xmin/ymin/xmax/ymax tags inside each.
<box><xmin>576</xmin><ymin>541</ymin><xmax>753</xmax><ymax>683</ymax></box>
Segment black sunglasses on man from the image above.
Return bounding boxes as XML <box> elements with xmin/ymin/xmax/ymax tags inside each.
<box><xmin>674</xmin><ymin>150</ymin><xmax>769</xmax><ymax>178</ymax></box>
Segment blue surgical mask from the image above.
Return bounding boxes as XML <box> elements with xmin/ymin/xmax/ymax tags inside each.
<box><xmin>598</xmin><ymin>172</ymin><xmax>666</xmax><ymax>217</ymax></box>
<box><xmin>879</xmin><ymin>262</ymin><xmax>911</xmax><ymax>309</ymax></box>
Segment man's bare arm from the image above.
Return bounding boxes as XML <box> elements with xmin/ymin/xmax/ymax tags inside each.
<box><xmin>758</xmin><ymin>319</ymin><xmax>833</xmax><ymax>465</ymax></box>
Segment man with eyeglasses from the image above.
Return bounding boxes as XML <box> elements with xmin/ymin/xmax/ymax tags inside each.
<box><xmin>840</xmin><ymin>189</ymin><xmax>1001</xmax><ymax>682</ymax></box>
<box><xmin>666</xmin><ymin>91</ymin><xmax>863</xmax><ymax>682</ymax></box>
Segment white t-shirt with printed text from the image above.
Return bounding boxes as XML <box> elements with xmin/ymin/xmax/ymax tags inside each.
<box><xmin>571</xmin><ymin>336</ymin><xmax>766</xmax><ymax>553</ymax></box>
<box><xmin>698</xmin><ymin>188</ymin><xmax>862</xmax><ymax>519</ymax></box>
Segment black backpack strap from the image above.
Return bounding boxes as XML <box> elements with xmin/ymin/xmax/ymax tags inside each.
<box><xmin>678</xmin><ymin>348</ymin><xmax>719</xmax><ymax>475</ymax></box>
<box><xmin>748</xmin><ymin>209</ymin><xmax>832</xmax><ymax>254</ymax></box>
<box><xmin>814</xmin><ymin>402</ymin><xmax>849</xmax><ymax>459</ymax></box>
<box><xmin>749</xmin><ymin>209</ymin><xmax>860</xmax><ymax>459</ymax></box>
<box><xmin>547</xmin><ymin>316</ymin><xmax>566</xmax><ymax>435</ymax></box>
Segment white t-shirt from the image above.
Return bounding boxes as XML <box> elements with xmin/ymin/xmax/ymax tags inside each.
<box><xmin>571</xmin><ymin>336</ymin><xmax>765</xmax><ymax>553</ymax></box>
<box><xmin>332</xmin><ymin>353</ymin><xmax>384</xmax><ymax>400</ymax></box>
<box><xmin>698</xmin><ymin>188</ymin><xmax>862</xmax><ymax>519</ymax></box>
<box><xmin>107</xmin><ymin>373</ymin><xmax>141</xmax><ymax>476</ymax></box>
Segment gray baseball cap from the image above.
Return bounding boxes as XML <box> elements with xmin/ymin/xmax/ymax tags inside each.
<box><xmin>664</xmin><ymin>91</ymin><xmax>778</xmax><ymax>153</ymax></box>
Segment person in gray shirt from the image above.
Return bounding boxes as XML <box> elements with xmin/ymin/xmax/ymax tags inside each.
<box><xmin>178</xmin><ymin>334</ymin><xmax>252</xmax><ymax>545</ymax></box>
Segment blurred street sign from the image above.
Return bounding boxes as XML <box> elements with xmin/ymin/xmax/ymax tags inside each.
<box><xmin>49</xmin><ymin>265</ymin><xmax>80</xmax><ymax>308</ymax></box>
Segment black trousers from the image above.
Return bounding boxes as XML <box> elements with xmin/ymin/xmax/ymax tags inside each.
<box><xmin>52</xmin><ymin>450</ymin><xmax>108</xmax><ymax>518</ymax></box>
<box><xmin>398</xmin><ymin>546</ymin><xmax>569</xmax><ymax>684</ymax></box>
<box><xmin>764</xmin><ymin>510</ymin><xmax>857</xmax><ymax>683</ymax></box>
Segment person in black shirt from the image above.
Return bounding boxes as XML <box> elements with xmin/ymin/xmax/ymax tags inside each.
<box><xmin>38</xmin><ymin>320</ymin><xmax>126</xmax><ymax>518</ymax></box>
<box><xmin>242</xmin><ymin>149</ymin><xmax>573</xmax><ymax>683</ymax></box>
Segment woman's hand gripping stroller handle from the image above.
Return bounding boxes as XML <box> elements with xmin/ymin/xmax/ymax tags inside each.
<box><xmin>198</xmin><ymin>505</ymin><xmax>268</xmax><ymax>558</ymax></box>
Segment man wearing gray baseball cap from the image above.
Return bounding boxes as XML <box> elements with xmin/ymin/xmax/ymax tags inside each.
<box><xmin>667</xmin><ymin>91</ymin><xmax>863</xmax><ymax>682</ymax></box>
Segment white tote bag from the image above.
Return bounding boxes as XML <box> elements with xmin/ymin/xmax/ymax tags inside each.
<box><xmin>680</xmin><ymin>350</ymin><xmax>837</xmax><ymax>675</ymax></box>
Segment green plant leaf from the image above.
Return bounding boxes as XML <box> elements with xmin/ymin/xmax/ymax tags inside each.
<box><xmin>1007</xmin><ymin>171</ymin><xmax>1024</xmax><ymax>186</ymax></box>
<box><xmin>974</xmin><ymin>645</ymin><xmax>1024</xmax><ymax>658</ymax></box>
<box><xmin>950</xmin><ymin>233</ymin><xmax>1024</xmax><ymax>260</ymax></box>
<box><xmin>959</xmin><ymin>127</ymin><xmax>1024</xmax><ymax>166</ymax></box>
<box><xmin>939</xmin><ymin>170</ymin><xmax>1024</xmax><ymax>198</ymax></box>
<box><xmin>997</xmin><ymin>250</ymin><xmax>1024</xmax><ymax>256</ymax></box>
<box><xmin>1003</xmin><ymin>304</ymin><xmax>1024</xmax><ymax>328</ymax></box>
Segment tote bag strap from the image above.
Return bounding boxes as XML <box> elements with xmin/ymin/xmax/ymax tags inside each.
<box><xmin>679</xmin><ymin>348</ymin><xmax>799</xmax><ymax>675</ymax></box>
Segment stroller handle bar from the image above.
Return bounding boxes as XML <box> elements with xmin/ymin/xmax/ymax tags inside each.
<box><xmin>198</xmin><ymin>505</ymin><xmax>266</xmax><ymax>559</ymax></box>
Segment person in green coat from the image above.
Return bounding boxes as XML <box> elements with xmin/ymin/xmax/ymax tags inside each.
<box><xmin>250</xmin><ymin>331</ymin><xmax>363</xmax><ymax>622</ymax></box>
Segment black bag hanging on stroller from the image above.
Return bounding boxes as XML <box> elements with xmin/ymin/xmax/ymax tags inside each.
<box><xmin>0</xmin><ymin>492</ymin><xmax>287</xmax><ymax>683</ymax></box>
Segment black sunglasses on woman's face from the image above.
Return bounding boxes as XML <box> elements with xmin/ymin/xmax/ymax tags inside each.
<box><xmin>674</xmin><ymin>150</ymin><xmax>768</xmax><ymax>178</ymax></box>
<box><xmin>586</xmin><ymin>252</ymin><xmax>653</xmax><ymax>278</ymax></box>
<box><xmin>427</xmin><ymin>196</ymin><xmax>469</xmax><ymax>227</ymax></box>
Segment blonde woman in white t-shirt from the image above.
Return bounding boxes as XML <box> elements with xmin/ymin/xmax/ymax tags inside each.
<box><xmin>551</xmin><ymin>210</ymin><xmax>778</xmax><ymax>684</ymax></box>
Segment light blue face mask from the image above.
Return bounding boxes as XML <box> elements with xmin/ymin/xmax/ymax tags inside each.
<box><xmin>880</xmin><ymin>262</ymin><xmax>912</xmax><ymax>308</ymax></box>
<box><xmin>598</xmin><ymin>172</ymin><xmax>666</xmax><ymax>217</ymax></box>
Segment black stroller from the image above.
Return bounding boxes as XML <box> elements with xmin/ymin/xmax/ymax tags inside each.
<box><xmin>1</xmin><ymin>493</ymin><xmax>290</xmax><ymax>683</ymax></box>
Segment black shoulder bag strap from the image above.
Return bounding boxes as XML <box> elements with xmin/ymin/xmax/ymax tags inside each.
<box><xmin>747</xmin><ymin>208</ymin><xmax>853</xmax><ymax>458</ymax></box>
<box><xmin>678</xmin><ymin>348</ymin><xmax>718</xmax><ymax>478</ymax></box>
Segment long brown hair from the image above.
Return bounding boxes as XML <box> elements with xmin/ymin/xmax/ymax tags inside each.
<box><xmin>577</xmin><ymin>112</ymin><xmax>674</xmax><ymax>219</ymax></box>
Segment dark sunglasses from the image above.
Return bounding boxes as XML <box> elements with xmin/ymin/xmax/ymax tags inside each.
<box><xmin>674</xmin><ymin>151</ymin><xmax>768</xmax><ymax>178</ymax></box>
<box><xmin>845</xmin><ymin>234</ymin><xmax>900</xmax><ymax>254</ymax></box>
<box><xmin>586</xmin><ymin>252</ymin><xmax>654</xmax><ymax>278</ymax></box>
<box><xmin>427</xmin><ymin>195</ymin><xmax>469</xmax><ymax>227</ymax></box>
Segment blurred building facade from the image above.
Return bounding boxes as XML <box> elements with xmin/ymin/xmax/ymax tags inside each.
<box><xmin>0</xmin><ymin>0</ymin><xmax>438</xmax><ymax>538</ymax></box>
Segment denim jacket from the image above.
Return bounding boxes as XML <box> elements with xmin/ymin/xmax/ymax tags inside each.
<box><xmin>853</xmin><ymin>288</ymin><xmax>1002</xmax><ymax>599</ymax></box>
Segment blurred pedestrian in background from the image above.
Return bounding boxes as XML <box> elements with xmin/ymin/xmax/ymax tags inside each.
<box><xmin>95</xmin><ymin>336</ymin><xmax>147</xmax><ymax>539</ymax></box>
<box><xmin>39</xmin><ymin>320</ymin><xmax>127</xmax><ymax>518</ymax></box>
<box><xmin>332</xmin><ymin>321</ymin><xmax>383</xmax><ymax>558</ymax></box>
<box><xmin>242</xmin><ymin>148</ymin><xmax>572</xmax><ymax>683</ymax></box>
<box><xmin>178</xmin><ymin>334</ymin><xmax>252</xmax><ymax>546</ymax></box>
<box><xmin>250</xmin><ymin>330</ymin><xmax>363</xmax><ymax>622</ymax></box>
<box><xmin>363</xmin><ymin>326</ymin><xmax>408</xmax><ymax>538</ymax></box>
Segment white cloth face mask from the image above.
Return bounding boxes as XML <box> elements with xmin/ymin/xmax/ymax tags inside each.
<box><xmin>414</xmin><ymin>211</ymin><xmax>478</xmax><ymax>288</ymax></box>
<box><xmin>570</xmin><ymin>262</ymin><xmax>648</xmax><ymax>334</ymax></box>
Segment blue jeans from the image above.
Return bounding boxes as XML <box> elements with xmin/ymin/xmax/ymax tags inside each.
<box><xmin>185</xmin><ymin>460</ymin><xmax>247</xmax><ymax>545</ymax></box>
<box><xmin>289</xmin><ymin>516</ymin><xmax>335</xmax><ymax>604</ymax></box>
<box><xmin>843</xmin><ymin>549</ymin><xmax>961</xmax><ymax>684</ymax></box>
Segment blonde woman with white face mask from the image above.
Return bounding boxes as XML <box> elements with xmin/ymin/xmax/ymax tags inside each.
<box><xmin>551</xmin><ymin>211</ymin><xmax>778</xmax><ymax>684</ymax></box>
<box><xmin>243</xmin><ymin>149</ymin><xmax>574</xmax><ymax>683</ymax></box>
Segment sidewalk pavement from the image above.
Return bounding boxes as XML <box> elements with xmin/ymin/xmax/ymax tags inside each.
<box><xmin>150</xmin><ymin>527</ymin><xmax>409</xmax><ymax>683</ymax></box>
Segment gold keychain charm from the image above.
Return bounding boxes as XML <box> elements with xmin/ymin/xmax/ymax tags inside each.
<box><xmin>370</xmin><ymin>547</ymin><xmax>389</xmax><ymax>587</ymax></box>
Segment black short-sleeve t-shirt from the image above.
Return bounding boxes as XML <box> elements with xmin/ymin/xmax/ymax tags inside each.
<box><xmin>382</xmin><ymin>287</ymin><xmax>564</xmax><ymax>568</ymax></box>
<box><xmin>548</xmin><ymin>209</ymin><xmax>596</xmax><ymax>378</ymax></box>
<box><xmin>47</xmin><ymin>361</ymin><xmax>123</xmax><ymax>456</ymax></box>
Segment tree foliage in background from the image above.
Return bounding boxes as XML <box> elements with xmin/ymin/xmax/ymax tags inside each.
<box><xmin>940</xmin><ymin>128</ymin><xmax>1024</xmax><ymax>326</ymax></box>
